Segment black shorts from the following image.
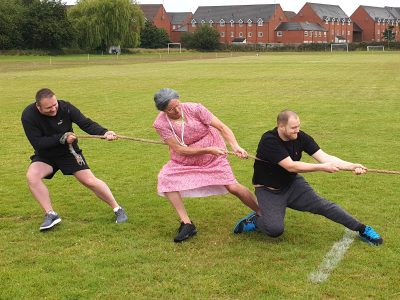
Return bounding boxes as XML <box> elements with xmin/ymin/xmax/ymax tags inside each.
<box><xmin>30</xmin><ymin>151</ymin><xmax>90</xmax><ymax>179</ymax></box>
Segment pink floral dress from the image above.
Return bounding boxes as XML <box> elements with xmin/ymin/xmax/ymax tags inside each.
<box><xmin>153</xmin><ymin>102</ymin><xmax>237</xmax><ymax>197</ymax></box>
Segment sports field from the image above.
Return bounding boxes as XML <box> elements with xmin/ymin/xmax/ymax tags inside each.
<box><xmin>1</xmin><ymin>52</ymin><xmax>399</xmax><ymax>299</ymax></box>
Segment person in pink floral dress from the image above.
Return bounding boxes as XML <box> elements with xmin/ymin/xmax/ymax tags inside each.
<box><xmin>153</xmin><ymin>88</ymin><xmax>260</xmax><ymax>242</ymax></box>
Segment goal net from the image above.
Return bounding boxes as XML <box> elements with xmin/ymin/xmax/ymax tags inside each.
<box><xmin>331</xmin><ymin>43</ymin><xmax>348</xmax><ymax>52</ymax></box>
<box><xmin>367</xmin><ymin>45</ymin><xmax>385</xmax><ymax>52</ymax></box>
<box><xmin>167</xmin><ymin>43</ymin><xmax>182</xmax><ymax>54</ymax></box>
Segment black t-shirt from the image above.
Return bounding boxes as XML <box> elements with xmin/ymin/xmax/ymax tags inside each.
<box><xmin>21</xmin><ymin>100</ymin><xmax>107</xmax><ymax>158</ymax></box>
<box><xmin>252</xmin><ymin>128</ymin><xmax>320</xmax><ymax>189</ymax></box>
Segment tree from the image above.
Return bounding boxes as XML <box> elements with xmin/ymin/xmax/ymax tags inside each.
<box><xmin>68</xmin><ymin>0</ymin><xmax>144</xmax><ymax>51</ymax></box>
<box><xmin>140</xmin><ymin>21</ymin><xmax>170</xmax><ymax>48</ymax></box>
<box><xmin>383</xmin><ymin>26</ymin><xmax>396</xmax><ymax>43</ymax></box>
<box><xmin>183</xmin><ymin>25</ymin><xmax>220</xmax><ymax>51</ymax></box>
<box><xmin>21</xmin><ymin>0</ymin><xmax>75</xmax><ymax>49</ymax></box>
<box><xmin>0</xmin><ymin>0</ymin><xmax>25</xmax><ymax>49</ymax></box>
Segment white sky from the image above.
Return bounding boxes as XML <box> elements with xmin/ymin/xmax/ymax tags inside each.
<box><xmin>65</xmin><ymin>1</ymin><xmax>399</xmax><ymax>16</ymax></box>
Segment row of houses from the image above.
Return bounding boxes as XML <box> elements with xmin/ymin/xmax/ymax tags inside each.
<box><xmin>140</xmin><ymin>2</ymin><xmax>400</xmax><ymax>45</ymax></box>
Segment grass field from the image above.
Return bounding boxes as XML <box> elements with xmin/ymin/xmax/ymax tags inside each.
<box><xmin>1</xmin><ymin>52</ymin><xmax>399</xmax><ymax>299</ymax></box>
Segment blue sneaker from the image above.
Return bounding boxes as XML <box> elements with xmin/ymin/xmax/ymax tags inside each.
<box><xmin>359</xmin><ymin>226</ymin><xmax>383</xmax><ymax>246</ymax></box>
<box><xmin>233</xmin><ymin>212</ymin><xmax>257</xmax><ymax>234</ymax></box>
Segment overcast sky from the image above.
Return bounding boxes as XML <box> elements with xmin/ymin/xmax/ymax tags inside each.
<box><xmin>65</xmin><ymin>1</ymin><xmax>399</xmax><ymax>16</ymax></box>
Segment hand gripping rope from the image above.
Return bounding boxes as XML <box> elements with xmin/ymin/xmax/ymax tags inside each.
<box><xmin>76</xmin><ymin>134</ymin><xmax>400</xmax><ymax>175</ymax></box>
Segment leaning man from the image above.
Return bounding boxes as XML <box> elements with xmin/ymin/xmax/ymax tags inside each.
<box><xmin>233</xmin><ymin>109</ymin><xmax>383</xmax><ymax>246</ymax></box>
<box><xmin>21</xmin><ymin>88</ymin><xmax>128</xmax><ymax>231</ymax></box>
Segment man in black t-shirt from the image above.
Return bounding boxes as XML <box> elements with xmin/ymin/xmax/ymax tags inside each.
<box><xmin>233</xmin><ymin>110</ymin><xmax>383</xmax><ymax>246</ymax></box>
<box><xmin>22</xmin><ymin>88</ymin><xmax>128</xmax><ymax>231</ymax></box>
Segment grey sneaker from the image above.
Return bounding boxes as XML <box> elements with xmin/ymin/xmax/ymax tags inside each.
<box><xmin>115</xmin><ymin>207</ymin><xmax>128</xmax><ymax>223</ymax></box>
<box><xmin>39</xmin><ymin>212</ymin><xmax>61</xmax><ymax>231</ymax></box>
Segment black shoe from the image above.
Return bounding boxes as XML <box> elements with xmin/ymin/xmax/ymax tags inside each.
<box><xmin>174</xmin><ymin>222</ymin><xmax>197</xmax><ymax>243</ymax></box>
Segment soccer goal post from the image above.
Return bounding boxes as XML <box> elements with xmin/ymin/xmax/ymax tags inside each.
<box><xmin>331</xmin><ymin>43</ymin><xmax>348</xmax><ymax>52</ymax></box>
<box><xmin>367</xmin><ymin>45</ymin><xmax>385</xmax><ymax>52</ymax></box>
<box><xmin>167</xmin><ymin>43</ymin><xmax>182</xmax><ymax>54</ymax></box>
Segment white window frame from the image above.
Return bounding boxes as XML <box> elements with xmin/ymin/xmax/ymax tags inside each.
<box><xmin>257</xmin><ymin>18</ymin><xmax>263</xmax><ymax>27</ymax></box>
<box><xmin>258</xmin><ymin>32</ymin><xmax>263</xmax><ymax>37</ymax></box>
<box><xmin>239</xmin><ymin>32</ymin><xmax>243</xmax><ymax>37</ymax></box>
<box><xmin>220</xmin><ymin>32</ymin><xmax>225</xmax><ymax>37</ymax></box>
<box><xmin>277</xmin><ymin>31</ymin><xmax>283</xmax><ymax>37</ymax></box>
<box><xmin>230</xmin><ymin>32</ymin><xmax>234</xmax><ymax>37</ymax></box>
<box><xmin>220</xmin><ymin>19</ymin><xmax>225</xmax><ymax>27</ymax></box>
<box><xmin>248</xmin><ymin>19</ymin><xmax>253</xmax><ymax>27</ymax></box>
<box><xmin>304</xmin><ymin>31</ymin><xmax>308</xmax><ymax>36</ymax></box>
<box><xmin>230</xmin><ymin>20</ymin><xmax>234</xmax><ymax>27</ymax></box>
<box><xmin>239</xmin><ymin>19</ymin><xmax>243</xmax><ymax>27</ymax></box>
<box><xmin>248</xmin><ymin>32</ymin><xmax>253</xmax><ymax>37</ymax></box>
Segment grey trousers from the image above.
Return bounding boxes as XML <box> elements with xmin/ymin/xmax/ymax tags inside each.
<box><xmin>255</xmin><ymin>175</ymin><xmax>363</xmax><ymax>237</ymax></box>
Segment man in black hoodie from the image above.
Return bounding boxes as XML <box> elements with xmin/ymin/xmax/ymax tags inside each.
<box><xmin>22</xmin><ymin>88</ymin><xmax>128</xmax><ymax>231</ymax></box>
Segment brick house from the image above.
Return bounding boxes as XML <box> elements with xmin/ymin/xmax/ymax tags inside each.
<box><xmin>351</xmin><ymin>6</ymin><xmax>400</xmax><ymax>42</ymax></box>
<box><xmin>168</xmin><ymin>12</ymin><xmax>193</xmax><ymax>42</ymax></box>
<box><xmin>292</xmin><ymin>2</ymin><xmax>353</xmax><ymax>43</ymax></box>
<box><xmin>275</xmin><ymin>22</ymin><xmax>328</xmax><ymax>44</ymax></box>
<box><xmin>139</xmin><ymin>4</ymin><xmax>171</xmax><ymax>36</ymax></box>
<box><xmin>189</xmin><ymin>4</ymin><xmax>288</xmax><ymax>44</ymax></box>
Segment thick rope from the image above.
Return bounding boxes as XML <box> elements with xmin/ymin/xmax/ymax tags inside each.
<box><xmin>76</xmin><ymin>134</ymin><xmax>400</xmax><ymax>175</ymax></box>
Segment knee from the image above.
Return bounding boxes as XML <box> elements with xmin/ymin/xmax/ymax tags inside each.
<box><xmin>257</xmin><ymin>218</ymin><xmax>284</xmax><ymax>238</ymax></box>
<box><xmin>225</xmin><ymin>184</ymin><xmax>239</xmax><ymax>194</ymax></box>
<box><xmin>79</xmin><ymin>176</ymin><xmax>99</xmax><ymax>188</ymax></box>
<box><xmin>26</xmin><ymin>170</ymin><xmax>41</xmax><ymax>186</ymax></box>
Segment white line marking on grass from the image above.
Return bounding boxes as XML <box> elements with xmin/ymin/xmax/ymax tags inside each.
<box><xmin>309</xmin><ymin>229</ymin><xmax>357</xmax><ymax>284</ymax></box>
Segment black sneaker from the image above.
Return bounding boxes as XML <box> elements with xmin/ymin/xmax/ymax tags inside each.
<box><xmin>174</xmin><ymin>222</ymin><xmax>197</xmax><ymax>243</ymax></box>
<box><xmin>39</xmin><ymin>212</ymin><xmax>61</xmax><ymax>231</ymax></box>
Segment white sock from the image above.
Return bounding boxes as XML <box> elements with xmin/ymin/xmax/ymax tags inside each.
<box><xmin>113</xmin><ymin>206</ymin><xmax>121</xmax><ymax>213</ymax></box>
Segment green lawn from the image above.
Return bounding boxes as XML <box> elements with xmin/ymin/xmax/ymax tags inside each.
<box><xmin>0</xmin><ymin>52</ymin><xmax>399</xmax><ymax>299</ymax></box>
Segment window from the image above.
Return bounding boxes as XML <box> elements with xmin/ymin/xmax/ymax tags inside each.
<box><xmin>277</xmin><ymin>31</ymin><xmax>283</xmax><ymax>37</ymax></box>
<box><xmin>231</xmin><ymin>32</ymin><xmax>234</xmax><ymax>37</ymax></box>
<box><xmin>172</xmin><ymin>25</ymin><xmax>176</xmax><ymax>30</ymax></box>
<box><xmin>309</xmin><ymin>31</ymin><xmax>313</xmax><ymax>37</ymax></box>
<box><xmin>230</xmin><ymin>20</ymin><xmax>234</xmax><ymax>27</ymax></box>
<box><xmin>201</xmin><ymin>20</ymin><xmax>205</xmax><ymax>25</ymax></box>
<box><xmin>319</xmin><ymin>32</ymin><xmax>321</xmax><ymax>37</ymax></box>
<box><xmin>248</xmin><ymin>32</ymin><xmax>253</xmax><ymax>37</ymax></box>
<box><xmin>377</xmin><ymin>30</ymin><xmax>380</xmax><ymax>35</ymax></box>
<box><xmin>248</xmin><ymin>19</ymin><xmax>253</xmax><ymax>27</ymax></box>
<box><xmin>191</xmin><ymin>20</ymin><xmax>197</xmax><ymax>28</ymax></box>
<box><xmin>304</xmin><ymin>31</ymin><xmax>308</xmax><ymax>36</ymax></box>
<box><xmin>347</xmin><ymin>31</ymin><xmax>350</xmax><ymax>36</ymax></box>
<box><xmin>220</xmin><ymin>19</ymin><xmax>225</xmax><ymax>27</ymax></box>
<box><xmin>325</xmin><ymin>18</ymin><xmax>329</xmax><ymax>24</ymax></box>
<box><xmin>258</xmin><ymin>32</ymin><xmax>263</xmax><ymax>37</ymax></box>
<box><xmin>220</xmin><ymin>32</ymin><xmax>225</xmax><ymax>37</ymax></box>
<box><xmin>209</xmin><ymin>20</ymin><xmax>214</xmax><ymax>26</ymax></box>
<box><xmin>239</xmin><ymin>32</ymin><xmax>243</xmax><ymax>37</ymax></box>
<box><xmin>331</xmin><ymin>19</ymin><xmax>335</xmax><ymax>25</ymax></box>
<box><xmin>239</xmin><ymin>19</ymin><xmax>243</xmax><ymax>27</ymax></box>
<box><xmin>257</xmin><ymin>19</ymin><xmax>263</xmax><ymax>27</ymax></box>
<box><xmin>347</xmin><ymin>20</ymin><xmax>351</xmax><ymax>25</ymax></box>
<box><xmin>324</xmin><ymin>32</ymin><xmax>327</xmax><ymax>37</ymax></box>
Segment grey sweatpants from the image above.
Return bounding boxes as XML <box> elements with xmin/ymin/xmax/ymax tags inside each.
<box><xmin>255</xmin><ymin>175</ymin><xmax>363</xmax><ymax>237</ymax></box>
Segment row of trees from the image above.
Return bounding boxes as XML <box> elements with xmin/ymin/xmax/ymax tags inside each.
<box><xmin>0</xmin><ymin>0</ymin><xmax>219</xmax><ymax>52</ymax></box>
<box><xmin>0</xmin><ymin>0</ymin><xmax>146</xmax><ymax>51</ymax></box>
